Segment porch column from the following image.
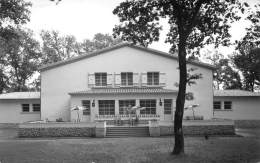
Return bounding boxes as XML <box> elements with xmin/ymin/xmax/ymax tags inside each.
<box><xmin>115</xmin><ymin>99</ymin><xmax>119</xmax><ymax>115</ymax></box>
<box><xmin>157</xmin><ymin>98</ymin><xmax>164</xmax><ymax>121</ymax></box>
<box><xmin>91</xmin><ymin>99</ymin><xmax>98</xmax><ymax>122</ymax></box>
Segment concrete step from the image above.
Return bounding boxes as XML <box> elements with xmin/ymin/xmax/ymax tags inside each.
<box><xmin>106</xmin><ymin>126</ymin><xmax>149</xmax><ymax>137</ymax></box>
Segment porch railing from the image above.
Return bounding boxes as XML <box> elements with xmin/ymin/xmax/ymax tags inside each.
<box><xmin>95</xmin><ymin>114</ymin><xmax>160</xmax><ymax>121</ymax></box>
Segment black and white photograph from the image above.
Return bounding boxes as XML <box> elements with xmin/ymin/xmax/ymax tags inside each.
<box><xmin>0</xmin><ymin>0</ymin><xmax>259</xmax><ymax>162</ymax></box>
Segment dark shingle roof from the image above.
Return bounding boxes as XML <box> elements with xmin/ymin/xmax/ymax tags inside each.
<box><xmin>0</xmin><ymin>92</ymin><xmax>40</xmax><ymax>100</ymax></box>
<box><xmin>214</xmin><ymin>90</ymin><xmax>260</xmax><ymax>97</ymax></box>
<box><xmin>69</xmin><ymin>88</ymin><xmax>177</xmax><ymax>95</ymax></box>
<box><xmin>39</xmin><ymin>42</ymin><xmax>216</xmax><ymax>71</ymax></box>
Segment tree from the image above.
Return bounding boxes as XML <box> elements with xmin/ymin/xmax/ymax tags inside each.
<box><xmin>234</xmin><ymin>4</ymin><xmax>260</xmax><ymax>92</ymax></box>
<box><xmin>113</xmin><ymin>0</ymin><xmax>245</xmax><ymax>154</ymax></box>
<box><xmin>40</xmin><ymin>30</ymin><xmax>81</xmax><ymax>64</ymax></box>
<box><xmin>40</xmin><ymin>31</ymin><xmax>122</xmax><ymax>65</ymax></box>
<box><xmin>0</xmin><ymin>0</ymin><xmax>31</xmax><ymax>93</ymax></box>
<box><xmin>207</xmin><ymin>52</ymin><xmax>242</xmax><ymax>90</ymax></box>
<box><xmin>0</xmin><ymin>0</ymin><xmax>31</xmax><ymax>31</ymax></box>
<box><xmin>233</xmin><ymin>46</ymin><xmax>260</xmax><ymax>92</ymax></box>
<box><xmin>80</xmin><ymin>33</ymin><xmax>122</xmax><ymax>53</ymax></box>
<box><xmin>4</xmin><ymin>28</ymin><xmax>41</xmax><ymax>92</ymax></box>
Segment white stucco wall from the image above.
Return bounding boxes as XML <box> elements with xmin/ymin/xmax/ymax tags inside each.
<box><xmin>0</xmin><ymin>99</ymin><xmax>41</xmax><ymax>123</ymax></box>
<box><xmin>213</xmin><ymin>96</ymin><xmax>260</xmax><ymax>120</ymax></box>
<box><xmin>41</xmin><ymin>46</ymin><xmax>213</xmax><ymax>121</ymax></box>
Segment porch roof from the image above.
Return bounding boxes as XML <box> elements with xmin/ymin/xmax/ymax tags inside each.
<box><xmin>0</xmin><ymin>92</ymin><xmax>40</xmax><ymax>100</ymax></box>
<box><xmin>69</xmin><ymin>88</ymin><xmax>177</xmax><ymax>95</ymax></box>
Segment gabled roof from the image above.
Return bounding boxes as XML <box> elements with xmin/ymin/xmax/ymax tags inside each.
<box><xmin>69</xmin><ymin>87</ymin><xmax>177</xmax><ymax>95</ymax></box>
<box><xmin>0</xmin><ymin>92</ymin><xmax>40</xmax><ymax>100</ymax></box>
<box><xmin>39</xmin><ymin>42</ymin><xmax>216</xmax><ymax>72</ymax></box>
<box><xmin>214</xmin><ymin>90</ymin><xmax>260</xmax><ymax>97</ymax></box>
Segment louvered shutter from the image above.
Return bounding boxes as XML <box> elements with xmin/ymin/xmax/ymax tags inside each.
<box><xmin>107</xmin><ymin>73</ymin><xmax>113</xmax><ymax>87</ymax></box>
<box><xmin>133</xmin><ymin>73</ymin><xmax>139</xmax><ymax>86</ymax></box>
<box><xmin>159</xmin><ymin>72</ymin><xmax>166</xmax><ymax>86</ymax></box>
<box><xmin>115</xmin><ymin>73</ymin><xmax>121</xmax><ymax>86</ymax></box>
<box><xmin>88</xmin><ymin>73</ymin><xmax>95</xmax><ymax>87</ymax></box>
<box><xmin>141</xmin><ymin>72</ymin><xmax>147</xmax><ymax>86</ymax></box>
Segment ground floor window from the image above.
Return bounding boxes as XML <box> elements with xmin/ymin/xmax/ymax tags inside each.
<box><xmin>98</xmin><ymin>100</ymin><xmax>115</xmax><ymax>115</ymax></box>
<box><xmin>22</xmin><ymin>104</ymin><xmax>30</xmax><ymax>112</ymax></box>
<box><xmin>213</xmin><ymin>101</ymin><xmax>221</xmax><ymax>110</ymax></box>
<box><xmin>32</xmin><ymin>104</ymin><xmax>41</xmax><ymax>112</ymax></box>
<box><xmin>119</xmin><ymin>100</ymin><xmax>136</xmax><ymax>114</ymax></box>
<box><xmin>224</xmin><ymin>101</ymin><xmax>232</xmax><ymax>110</ymax></box>
<box><xmin>140</xmin><ymin>99</ymin><xmax>156</xmax><ymax>114</ymax></box>
<box><xmin>164</xmin><ymin>99</ymin><xmax>172</xmax><ymax>114</ymax></box>
<box><xmin>82</xmin><ymin>100</ymin><xmax>90</xmax><ymax>115</ymax></box>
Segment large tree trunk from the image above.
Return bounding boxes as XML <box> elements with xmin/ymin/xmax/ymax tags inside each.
<box><xmin>172</xmin><ymin>41</ymin><xmax>187</xmax><ymax>155</ymax></box>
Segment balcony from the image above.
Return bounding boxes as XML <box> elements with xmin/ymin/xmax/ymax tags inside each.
<box><xmin>88</xmin><ymin>72</ymin><xmax>166</xmax><ymax>88</ymax></box>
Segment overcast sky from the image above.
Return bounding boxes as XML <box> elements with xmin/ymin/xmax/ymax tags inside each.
<box><xmin>25</xmin><ymin>0</ymin><xmax>258</xmax><ymax>55</ymax></box>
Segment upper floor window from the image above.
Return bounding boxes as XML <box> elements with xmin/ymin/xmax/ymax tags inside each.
<box><xmin>147</xmin><ymin>72</ymin><xmax>159</xmax><ymax>85</ymax></box>
<box><xmin>32</xmin><ymin>104</ymin><xmax>41</xmax><ymax>112</ymax></box>
<box><xmin>95</xmin><ymin>73</ymin><xmax>107</xmax><ymax>86</ymax></box>
<box><xmin>164</xmin><ymin>99</ymin><xmax>172</xmax><ymax>114</ymax></box>
<box><xmin>22</xmin><ymin>104</ymin><xmax>30</xmax><ymax>112</ymax></box>
<box><xmin>121</xmin><ymin>72</ymin><xmax>133</xmax><ymax>86</ymax></box>
<box><xmin>82</xmin><ymin>100</ymin><xmax>90</xmax><ymax>115</ymax></box>
<box><xmin>224</xmin><ymin>101</ymin><xmax>232</xmax><ymax>110</ymax></box>
<box><xmin>213</xmin><ymin>101</ymin><xmax>221</xmax><ymax>110</ymax></box>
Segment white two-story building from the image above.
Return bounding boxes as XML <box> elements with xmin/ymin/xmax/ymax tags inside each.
<box><xmin>39</xmin><ymin>43</ymin><xmax>215</xmax><ymax>123</ymax></box>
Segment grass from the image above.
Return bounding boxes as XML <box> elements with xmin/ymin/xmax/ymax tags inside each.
<box><xmin>0</xmin><ymin>136</ymin><xmax>259</xmax><ymax>163</ymax></box>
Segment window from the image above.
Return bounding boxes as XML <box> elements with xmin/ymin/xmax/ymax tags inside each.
<box><xmin>147</xmin><ymin>72</ymin><xmax>159</xmax><ymax>85</ymax></box>
<box><xmin>224</xmin><ymin>101</ymin><xmax>232</xmax><ymax>110</ymax></box>
<box><xmin>164</xmin><ymin>99</ymin><xmax>172</xmax><ymax>114</ymax></box>
<box><xmin>98</xmin><ymin>100</ymin><xmax>115</xmax><ymax>115</ymax></box>
<box><xmin>82</xmin><ymin>100</ymin><xmax>90</xmax><ymax>115</ymax></box>
<box><xmin>119</xmin><ymin>100</ymin><xmax>136</xmax><ymax>114</ymax></box>
<box><xmin>121</xmin><ymin>72</ymin><xmax>133</xmax><ymax>86</ymax></box>
<box><xmin>140</xmin><ymin>99</ymin><xmax>156</xmax><ymax>114</ymax></box>
<box><xmin>22</xmin><ymin>104</ymin><xmax>30</xmax><ymax>112</ymax></box>
<box><xmin>32</xmin><ymin>104</ymin><xmax>41</xmax><ymax>112</ymax></box>
<box><xmin>95</xmin><ymin>73</ymin><xmax>107</xmax><ymax>86</ymax></box>
<box><xmin>213</xmin><ymin>101</ymin><xmax>221</xmax><ymax>110</ymax></box>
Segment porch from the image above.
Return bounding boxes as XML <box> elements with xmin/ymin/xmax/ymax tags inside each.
<box><xmin>69</xmin><ymin>87</ymin><xmax>178</xmax><ymax>123</ymax></box>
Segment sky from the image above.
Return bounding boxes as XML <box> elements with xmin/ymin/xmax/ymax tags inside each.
<box><xmin>25</xmin><ymin>0</ymin><xmax>259</xmax><ymax>56</ymax></box>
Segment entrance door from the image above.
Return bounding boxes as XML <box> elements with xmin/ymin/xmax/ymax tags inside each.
<box><xmin>82</xmin><ymin>100</ymin><xmax>91</xmax><ymax>122</ymax></box>
<box><xmin>164</xmin><ymin>99</ymin><xmax>173</xmax><ymax>121</ymax></box>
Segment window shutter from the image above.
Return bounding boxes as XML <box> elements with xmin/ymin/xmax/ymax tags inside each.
<box><xmin>115</xmin><ymin>73</ymin><xmax>121</xmax><ymax>86</ymax></box>
<box><xmin>160</xmin><ymin>72</ymin><xmax>166</xmax><ymax>86</ymax></box>
<box><xmin>133</xmin><ymin>73</ymin><xmax>139</xmax><ymax>86</ymax></box>
<box><xmin>107</xmin><ymin>73</ymin><xmax>113</xmax><ymax>86</ymax></box>
<box><xmin>88</xmin><ymin>73</ymin><xmax>95</xmax><ymax>87</ymax></box>
<box><xmin>141</xmin><ymin>72</ymin><xmax>147</xmax><ymax>86</ymax></box>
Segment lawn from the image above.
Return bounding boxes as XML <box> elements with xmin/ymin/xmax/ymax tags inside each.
<box><xmin>0</xmin><ymin>136</ymin><xmax>259</xmax><ymax>163</ymax></box>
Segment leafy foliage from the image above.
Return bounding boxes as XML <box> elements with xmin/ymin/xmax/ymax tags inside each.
<box><xmin>41</xmin><ymin>31</ymin><xmax>122</xmax><ymax>65</ymax></box>
<box><xmin>80</xmin><ymin>33</ymin><xmax>122</xmax><ymax>53</ymax></box>
<box><xmin>0</xmin><ymin>0</ymin><xmax>31</xmax><ymax>93</ymax></box>
<box><xmin>207</xmin><ymin>52</ymin><xmax>242</xmax><ymax>90</ymax></box>
<box><xmin>233</xmin><ymin>47</ymin><xmax>260</xmax><ymax>92</ymax></box>
<box><xmin>3</xmin><ymin>28</ymin><xmax>41</xmax><ymax>92</ymax></box>
<box><xmin>113</xmin><ymin>0</ymin><xmax>246</xmax><ymax>154</ymax></box>
<box><xmin>40</xmin><ymin>30</ymin><xmax>80</xmax><ymax>64</ymax></box>
<box><xmin>234</xmin><ymin>5</ymin><xmax>260</xmax><ymax>92</ymax></box>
